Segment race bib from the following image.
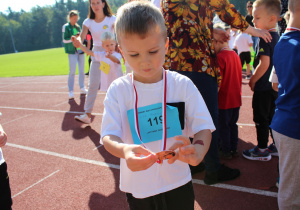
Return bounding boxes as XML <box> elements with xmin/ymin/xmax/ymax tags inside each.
<box><xmin>127</xmin><ymin>103</ymin><xmax>182</xmax><ymax>145</ymax></box>
<box><xmin>100</xmin><ymin>61</ymin><xmax>110</xmax><ymax>74</ymax></box>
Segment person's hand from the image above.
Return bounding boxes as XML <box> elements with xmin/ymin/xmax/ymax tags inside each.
<box><xmin>105</xmin><ymin>51</ymin><xmax>110</xmax><ymax>58</ymax></box>
<box><xmin>123</xmin><ymin>144</ymin><xmax>157</xmax><ymax>172</ymax></box>
<box><xmin>249</xmin><ymin>76</ymin><xmax>257</xmax><ymax>91</ymax></box>
<box><xmin>246</xmin><ymin>26</ymin><xmax>272</xmax><ymax>43</ymax></box>
<box><xmin>213</xmin><ymin>28</ymin><xmax>230</xmax><ymax>43</ymax></box>
<box><xmin>0</xmin><ymin>130</ymin><xmax>7</xmax><ymax>147</ymax></box>
<box><xmin>167</xmin><ymin>136</ymin><xmax>203</xmax><ymax>166</ymax></box>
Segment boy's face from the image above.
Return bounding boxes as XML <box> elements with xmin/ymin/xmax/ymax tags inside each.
<box><xmin>102</xmin><ymin>40</ymin><xmax>116</xmax><ymax>53</ymax></box>
<box><xmin>118</xmin><ymin>27</ymin><xmax>168</xmax><ymax>83</ymax></box>
<box><xmin>253</xmin><ymin>5</ymin><xmax>275</xmax><ymax>30</ymax></box>
<box><xmin>213</xmin><ymin>39</ymin><xmax>221</xmax><ymax>54</ymax></box>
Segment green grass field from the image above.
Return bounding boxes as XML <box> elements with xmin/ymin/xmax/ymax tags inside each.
<box><xmin>0</xmin><ymin>47</ymin><xmax>254</xmax><ymax>77</ymax></box>
<box><xmin>0</xmin><ymin>48</ymin><xmax>90</xmax><ymax>77</ymax></box>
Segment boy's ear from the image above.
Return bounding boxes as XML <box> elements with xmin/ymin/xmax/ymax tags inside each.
<box><xmin>165</xmin><ymin>37</ymin><xmax>169</xmax><ymax>54</ymax></box>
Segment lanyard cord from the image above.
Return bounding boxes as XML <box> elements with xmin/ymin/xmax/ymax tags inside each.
<box><xmin>131</xmin><ymin>70</ymin><xmax>167</xmax><ymax>151</ymax></box>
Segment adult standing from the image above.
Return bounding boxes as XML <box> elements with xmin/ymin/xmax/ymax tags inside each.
<box><xmin>278</xmin><ymin>0</ymin><xmax>289</xmax><ymax>35</ymax></box>
<box><xmin>62</xmin><ymin>10</ymin><xmax>87</xmax><ymax>100</ymax></box>
<box><xmin>245</xmin><ymin>1</ymin><xmax>258</xmax><ymax>51</ymax></box>
<box><xmin>162</xmin><ymin>0</ymin><xmax>272</xmax><ymax>185</ymax></box>
<box><xmin>74</xmin><ymin>0</ymin><xmax>116</xmax><ymax>124</ymax></box>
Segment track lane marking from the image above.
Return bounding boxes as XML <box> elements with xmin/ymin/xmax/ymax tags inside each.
<box><xmin>2</xmin><ymin>114</ymin><xmax>32</xmax><ymax>125</ymax></box>
<box><xmin>7</xmin><ymin>143</ymin><xmax>277</xmax><ymax>198</ymax></box>
<box><xmin>12</xmin><ymin>170</ymin><xmax>60</xmax><ymax>198</ymax></box>
<box><xmin>0</xmin><ymin>106</ymin><xmax>103</xmax><ymax>116</ymax></box>
<box><xmin>0</xmin><ymin>90</ymin><xmax>105</xmax><ymax>95</ymax></box>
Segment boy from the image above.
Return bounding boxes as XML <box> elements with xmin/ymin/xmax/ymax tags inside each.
<box><xmin>0</xmin><ymin>118</ymin><xmax>13</xmax><ymax>209</ymax></box>
<box><xmin>271</xmin><ymin>0</ymin><xmax>300</xmax><ymax>207</ymax></box>
<box><xmin>73</xmin><ymin>32</ymin><xmax>123</xmax><ymax>123</ymax></box>
<box><xmin>213</xmin><ymin>25</ymin><xmax>243</xmax><ymax>159</ymax></box>
<box><xmin>243</xmin><ymin>0</ymin><xmax>281</xmax><ymax>161</ymax></box>
<box><xmin>234</xmin><ymin>31</ymin><xmax>253</xmax><ymax>79</ymax></box>
<box><xmin>101</xmin><ymin>1</ymin><xmax>215</xmax><ymax>209</ymax></box>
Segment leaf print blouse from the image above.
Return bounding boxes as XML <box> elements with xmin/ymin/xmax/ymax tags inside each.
<box><xmin>162</xmin><ymin>0</ymin><xmax>249</xmax><ymax>85</ymax></box>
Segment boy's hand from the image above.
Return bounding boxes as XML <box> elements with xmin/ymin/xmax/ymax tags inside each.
<box><xmin>249</xmin><ymin>76</ymin><xmax>257</xmax><ymax>91</ymax></box>
<box><xmin>167</xmin><ymin>136</ymin><xmax>202</xmax><ymax>166</ymax></box>
<box><xmin>123</xmin><ymin>144</ymin><xmax>157</xmax><ymax>172</ymax></box>
<box><xmin>105</xmin><ymin>51</ymin><xmax>112</xmax><ymax>58</ymax></box>
<box><xmin>213</xmin><ymin>28</ymin><xmax>229</xmax><ymax>43</ymax></box>
<box><xmin>0</xmin><ymin>130</ymin><xmax>7</xmax><ymax>147</ymax></box>
<box><xmin>71</xmin><ymin>36</ymin><xmax>81</xmax><ymax>48</ymax></box>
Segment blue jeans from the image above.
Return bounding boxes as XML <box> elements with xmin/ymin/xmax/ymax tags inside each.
<box><xmin>173</xmin><ymin>71</ymin><xmax>220</xmax><ymax>172</ymax></box>
<box><xmin>68</xmin><ymin>52</ymin><xmax>85</xmax><ymax>92</ymax></box>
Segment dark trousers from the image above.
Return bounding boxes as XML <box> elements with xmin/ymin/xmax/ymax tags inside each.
<box><xmin>219</xmin><ymin>107</ymin><xmax>240</xmax><ymax>153</ymax></box>
<box><xmin>0</xmin><ymin>162</ymin><xmax>12</xmax><ymax>210</ymax></box>
<box><xmin>173</xmin><ymin>71</ymin><xmax>220</xmax><ymax>172</ymax></box>
<box><xmin>126</xmin><ymin>181</ymin><xmax>194</xmax><ymax>210</ymax></box>
<box><xmin>252</xmin><ymin>90</ymin><xmax>278</xmax><ymax>148</ymax></box>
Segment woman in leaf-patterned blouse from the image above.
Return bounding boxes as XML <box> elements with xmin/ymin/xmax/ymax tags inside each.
<box><xmin>161</xmin><ymin>0</ymin><xmax>272</xmax><ymax>185</ymax></box>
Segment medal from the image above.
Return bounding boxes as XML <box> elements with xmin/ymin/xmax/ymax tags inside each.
<box><xmin>131</xmin><ymin>70</ymin><xmax>169</xmax><ymax>164</ymax></box>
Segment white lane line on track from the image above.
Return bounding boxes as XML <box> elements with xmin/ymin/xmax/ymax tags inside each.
<box><xmin>53</xmin><ymin>101</ymin><xmax>69</xmax><ymax>107</ymax></box>
<box><xmin>2</xmin><ymin>114</ymin><xmax>32</xmax><ymax>125</ymax></box>
<box><xmin>7</xmin><ymin>143</ymin><xmax>277</xmax><ymax>198</ymax></box>
<box><xmin>0</xmin><ymin>90</ymin><xmax>106</xmax><ymax>95</ymax></box>
<box><xmin>12</xmin><ymin>170</ymin><xmax>60</xmax><ymax>198</ymax></box>
<box><xmin>0</xmin><ymin>78</ymin><xmax>42</xmax><ymax>89</ymax></box>
<box><xmin>0</xmin><ymin>106</ymin><xmax>103</xmax><ymax>116</ymax></box>
<box><xmin>192</xmin><ymin>179</ymin><xmax>277</xmax><ymax>198</ymax></box>
<box><xmin>7</xmin><ymin>143</ymin><xmax>120</xmax><ymax>170</ymax></box>
<box><xmin>237</xmin><ymin>123</ymin><xmax>255</xmax><ymax>127</ymax></box>
<box><xmin>93</xmin><ymin>144</ymin><xmax>103</xmax><ymax>150</ymax></box>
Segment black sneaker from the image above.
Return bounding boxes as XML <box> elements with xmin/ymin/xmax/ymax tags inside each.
<box><xmin>204</xmin><ymin>164</ymin><xmax>240</xmax><ymax>185</ymax></box>
<box><xmin>189</xmin><ymin>162</ymin><xmax>205</xmax><ymax>175</ymax></box>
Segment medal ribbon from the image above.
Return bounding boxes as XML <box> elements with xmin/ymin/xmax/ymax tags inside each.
<box><xmin>286</xmin><ymin>27</ymin><xmax>300</xmax><ymax>32</ymax></box>
<box><xmin>131</xmin><ymin>70</ymin><xmax>167</xmax><ymax>151</ymax></box>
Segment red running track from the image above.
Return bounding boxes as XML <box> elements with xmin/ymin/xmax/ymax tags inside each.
<box><xmin>0</xmin><ymin>75</ymin><xmax>278</xmax><ymax>209</ymax></box>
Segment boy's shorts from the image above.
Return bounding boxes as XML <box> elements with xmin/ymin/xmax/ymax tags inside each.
<box><xmin>239</xmin><ymin>51</ymin><xmax>251</xmax><ymax>65</ymax></box>
<box><xmin>0</xmin><ymin>162</ymin><xmax>13</xmax><ymax>209</ymax></box>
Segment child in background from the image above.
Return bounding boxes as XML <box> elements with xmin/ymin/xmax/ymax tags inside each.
<box><xmin>101</xmin><ymin>2</ymin><xmax>215</xmax><ymax>209</ymax></box>
<box><xmin>234</xmin><ymin>31</ymin><xmax>253</xmax><ymax>79</ymax></box>
<box><xmin>243</xmin><ymin>0</ymin><xmax>281</xmax><ymax>161</ymax></box>
<box><xmin>228</xmin><ymin>27</ymin><xmax>239</xmax><ymax>53</ymax></box>
<box><xmin>213</xmin><ymin>25</ymin><xmax>243</xmax><ymax>159</ymax></box>
<box><xmin>0</xmin><ymin>116</ymin><xmax>13</xmax><ymax>209</ymax></box>
<box><xmin>72</xmin><ymin>31</ymin><xmax>123</xmax><ymax>92</ymax></box>
<box><xmin>270</xmin><ymin>0</ymin><xmax>300</xmax><ymax>207</ymax></box>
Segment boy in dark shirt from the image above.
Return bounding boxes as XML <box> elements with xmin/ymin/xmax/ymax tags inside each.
<box><xmin>243</xmin><ymin>0</ymin><xmax>281</xmax><ymax>161</ymax></box>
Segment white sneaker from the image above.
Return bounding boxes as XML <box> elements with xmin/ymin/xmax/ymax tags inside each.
<box><xmin>74</xmin><ymin>114</ymin><xmax>91</xmax><ymax>124</ymax></box>
<box><xmin>69</xmin><ymin>91</ymin><xmax>74</xmax><ymax>99</ymax></box>
<box><xmin>80</xmin><ymin>88</ymin><xmax>88</xmax><ymax>95</ymax></box>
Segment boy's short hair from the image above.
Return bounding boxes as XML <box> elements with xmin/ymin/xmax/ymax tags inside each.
<box><xmin>101</xmin><ymin>31</ymin><xmax>115</xmax><ymax>42</ymax></box>
<box><xmin>214</xmin><ymin>22</ymin><xmax>229</xmax><ymax>31</ymax></box>
<box><xmin>115</xmin><ymin>1</ymin><xmax>167</xmax><ymax>43</ymax></box>
<box><xmin>253</xmin><ymin>0</ymin><xmax>282</xmax><ymax>17</ymax></box>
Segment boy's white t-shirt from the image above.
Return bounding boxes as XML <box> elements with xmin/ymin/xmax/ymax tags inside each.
<box><xmin>94</xmin><ymin>51</ymin><xmax>123</xmax><ymax>91</ymax></box>
<box><xmin>234</xmin><ymin>32</ymin><xmax>253</xmax><ymax>54</ymax></box>
<box><xmin>0</xmin><ymin>148</ymin><xmax>4</xmax><ymax>165</ymax></box>
<box><xmin>100</xmin><ymin>70</ymin><xmax>215</xmax><ymax>198</ymax></box>
<box><xmin>229</xmin><ymin>30</ymin><xmax>239</xmax><ymax>50</ymax></box>
<box><xmin>83</xmin><ymin>16</ymin><xmax>116</xmax><ymax>47</ymax></box>
<box><xmin>269</xmin><ymin>67</ymin><xmax>278</xmax><ymax>83</ymax></box>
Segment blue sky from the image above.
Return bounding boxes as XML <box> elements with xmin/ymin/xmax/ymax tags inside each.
<box><xmin>0</xmin><ymin>0</ymin><xmax>58</xmax><ymax>13</ymax></box>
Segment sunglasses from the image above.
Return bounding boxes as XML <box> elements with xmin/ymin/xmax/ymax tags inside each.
<box><xmin>247</xmin><ymin>6</ymin><xmax>253</xmax><ymax>8</ymax></box>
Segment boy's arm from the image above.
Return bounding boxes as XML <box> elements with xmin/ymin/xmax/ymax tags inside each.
<box><xmin>102</xmin><ymin>135</ymin><xmax>157</xmax><ymax>171</ymax></box>
<box><xmin>167</xmin><ymin>129</ymin><xmax>211</xmax><ymax>166</ymax></box>
<box><xmin>0</xmin><ymin>124</ymin><xmax>8</xmax><ymax>147</ymax></box>
<box><xmin>106</xmin><ymin>54</ymin><xmax>121</xmax><ymax>64</ymax></box>
<box><xmin>72</xmin><ymin>36</ymin><xmax>94</xmax><ymax>56</ymax></box>
<box><xmin>249</xmin><ymin>55</ymin><xmax>270</xmax><ymax>91</ymax></box>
